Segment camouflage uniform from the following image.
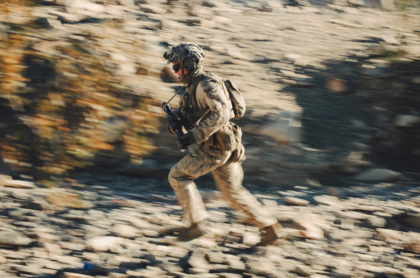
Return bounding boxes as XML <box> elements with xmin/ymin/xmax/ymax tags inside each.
<box><xmin>169</xmin><ymin>79</ymin><xmax>278</xmax><ymax>228</ymax></box>
<box><xmin>164</xmin><ymin>44</ymin><xmax>283</xmax><ymax>242</ymax></box>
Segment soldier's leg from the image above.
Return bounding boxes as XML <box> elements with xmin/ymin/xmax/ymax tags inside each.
<box><xmin>212</xmin><ymin>161</ymin><xmax>278</xmax><ymax>229</ymax></box>
<box><xmin>169</xmin><ymin>147</ymin><xmax>229</xmax><ymax>225</ymax></box>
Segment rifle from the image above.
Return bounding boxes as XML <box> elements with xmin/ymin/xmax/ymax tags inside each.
<box><xmin>163</xmin><ymin>103</ymin><xmax>196</xmax><ymax>157</ymax></box>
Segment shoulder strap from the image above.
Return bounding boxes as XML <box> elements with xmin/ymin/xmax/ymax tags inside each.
<box><xmin>188</xmin><ymin>73</ymin><xmax>211</xmax><ymax>110</ymax></box>
<box><xmin>193</xmin><ymin>74</ymin><xmax>207</xmax><ymax>108</ymax></box>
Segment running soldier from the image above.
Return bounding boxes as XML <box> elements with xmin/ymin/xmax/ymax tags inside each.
<box><xmin>162</xmin><ymin>43</ymin><xmax>285</xmax><ymax>245</ymax></box>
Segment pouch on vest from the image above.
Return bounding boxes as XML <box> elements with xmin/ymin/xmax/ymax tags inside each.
<box><xmin>216</xmin><ymin>122</ymin><xmax>243</xmax><ymax>152</ymax></box>
<box><xmin>179</xmin><ymin>72</ymin><xmax>245</xmax><ymax>150</ymax></box>
<box><xmin>227</xmin><ymin>122</ymin><xmax>246</xmax><ymax>163</ymax></box>
<box><xmin>229</xmin><ymin>143</ymin><xmax>246</xmax><ymax>163</ymax></box>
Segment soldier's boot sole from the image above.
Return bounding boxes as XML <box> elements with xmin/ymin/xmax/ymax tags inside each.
<box><xmin>158</xmin><ymin>225</ymin><xmax>189</xmax><ymax>237</ymax></box>
<box><xmin>256</xmin><ymin>222</ymin><xmax>287</xmax><ymax>246</ymax></box>
<box><xmin>176</xmin><ymin>222</ymin><xmax>207</xmax><ymax>242</ymax></box>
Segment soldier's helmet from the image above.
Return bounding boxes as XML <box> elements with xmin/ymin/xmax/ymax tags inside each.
<box><xmin>163</xmin><ymin>43</ymin><xmax>206</xmax><ymax>65</ymax></box>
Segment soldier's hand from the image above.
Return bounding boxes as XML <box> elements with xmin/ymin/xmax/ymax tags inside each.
<box><xmin>177</xmin><ymin>132</ymin><xmax>192</xmax><ymax>150</ymax></box>
<box><xmin>174</xmin><ymin>107</ymin><xmax>182</xmax><ymax>116</ymax></box>
<box><xmin>162</xmin><ymin>102</ymin><xmax>167</xmax><ymax>111</ymax></box>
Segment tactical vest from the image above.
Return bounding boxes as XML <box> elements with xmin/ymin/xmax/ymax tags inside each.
<box><xmin>179</xmin><ymin>72</ymin><xmax>238</xmax><ymax>150</ymax></box>
<box><xmin>179</xmin><ymin>72</ymin><xmax>213</xmax><ymax>131</ymax></box>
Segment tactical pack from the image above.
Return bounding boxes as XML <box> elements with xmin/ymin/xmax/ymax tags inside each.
<box><xmin>223</xmin><ymin>79</ymin><xmax>246</xmax><ymax>119</ymax></box>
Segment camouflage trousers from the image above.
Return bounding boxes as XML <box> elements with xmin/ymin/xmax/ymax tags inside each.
<box><xmin>168</xmin><ymin>145</ymin><xmax>277</xmax><ymax>228</ymax></box>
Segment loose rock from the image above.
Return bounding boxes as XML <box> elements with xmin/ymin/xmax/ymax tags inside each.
<box><xmin>0</xmin><ymin>230</ymin><xmax>32</xmax><ymax>246</ymax></box>
<box><xmin>284</xmin><ymin>196</ymin><xmax>309</xmax><ymax>206</ymax></box>
<box><xmin>354</xmin><ymin>168</ymin><xmax>402</xmax><ymax>182</ymax></box>
<box><xmin>86</xmin><ymin>236</ymin><xmax>124</xmax><ymax>252</ymax></box>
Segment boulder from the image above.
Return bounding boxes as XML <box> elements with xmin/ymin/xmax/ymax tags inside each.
<box><xmin>186</xmin><ymin>18</ymin><xmax>201</xmax><ymax>26</ymax></box>
<box><xmin>47</xmin><ymin>190</ymin><xmax>94</xmax><ymax>209</ymax></box>
<box><xmin>119</xmin><ymin>0</ymin><xmax>135</xmax><ymax>6</ymax></box>
<box><xmin>284</xmin><ymin>196</ymin><xmax>309</xmax><ymax>206</ymax></box>
<box><xmin>393</xmin><ymin>115</ymin><xmax>420</xmax><ymax>127</ymax></box>
<box><xmin>226</xmin><ymin>47</ymin><xmax>244</xmax><ymax>59</ymax></box>
<box><xmin>246</xmin><ymin>1</ymin><xmax>261</xmax><ymax>9</ymax></box>
<box><xmin>129</xmin><ymin>218</ymin><xmax>156</xmax><ymax>230</ymax></box>
<box><xmin>376</xmin><ymin>228</ymin><xmax>402</xmax><ymax>241</ymax></box>
<box><xmin>12</xmin><ymin>265</ymin><xmax>42</xmax><ymax>275</ymax></box>
<box><xmin>333</xmin><ymin>0</ymin><xmax>348</xmax><ymax>5</ymax></box>
<box><xmin>294</xmin><ymin>265</ymin><xmax>315</xmax><ymax>276</ymax></box>
<box><xmin>348</xmin><ymin>0</ymin><xmax>366</xmax><ymax>6</ymax></box>
<box><xmin>380</xmin><ymin>0</ymin><xmax>395</xmax><ymax>10</ymax></box>
<box><xmin>246</xmin><ymin>259</ymin><xmax>277</xmax><ymax>276</ymax></box>
<box><xmin>243</xmin><ymin>232</ymin><xmax>261</xmax><ymax>246</ymax></box>
<box><xmin>140</xmin><ymin>4</ymin><xmax>166</xmax><ymax>14</ymax></box>
<box><xmin>326</xmin><ymin>78</ymin><xmax>347</xmax><ymax>93</ymax></box>
<box><xmin>297</xmin><ymin>223</ymin><xmax>324</xmax><ymax>239</ymax></box>
<box><xmin>294</xmin><ymin>215</ymin><xmax>325</xmax><ymax>240</ymax></box>
<box><xmin>353</xmin><ymin>168</ymin><xmax>402</xmax><ymax>182</ymax></box>
<box><xmin>212</xmin><ymin>16</ymin><xmax>232</xmax><ymax>26</ymax></box>
<box><xmin>62</xmin><ymin>273</ymin><xmax>93</xmax><ymax>278</ymax></box>
<box><xmin>382</xmin><ymin>35</ymin><xmax>399</xmax><ymax>45</ymax></box>
<box><xmin>44</xmin><ymin>243</ymin><xmax>63</xmax><ymax>255</ymax></box>
<box><xmin>402</xmin><ymin>213</ymin><xmax>420</xmax><ymax>229</ymax></box>
<box><xmin>21</xmin><ymin>201</ymin><xmax>44</xmax><ymax>211</ymax></box>
<box><xmin>201</xmin><ymin>19</ymin><xmax>216</xmax><ymax>29</ymax></box>
<box><xmin>50</xmin><ymin>0</ymin><xmax>66</xmax><ymax>5</ymax></box>
<box><xmin>404</xmin><ymin>240</ymin><xmax>420</xmax><ymax>253</ymax></box>
<box><xmin>8</xmin><ymin>188</ymin><xmax>30</xmax><ymax>200</ymax></box>
<box><xmin>0</xmin><ymin>230</ymin><xmax>31</xmax><ymax>246</ymax></box>
<box><xmin>66</xmin><ymin>0</ymin><xmax>106</xmax><ymax>14</ymax></box>
<box><xmin>51</xmin><ymin>11</ymin><xmax>82</xmax><ymax>23</ymax></box>
<box><xmin>188</xmin><ymin>250</ymin><xmax>212</xmax><ymax>272</ymax></box>
<box><xmin>259</xmin><ymin>110</ymin><xmax>302</xmax><ymax>144</ymax></box>
<box><xmin>0</xmin><ymin>179</ymin><xmax>35</xmax><ymax>188</ymax></box>
<box><xmin>411</xmin><ymin>76</ymin><xmax>420</xmax><ymax>84</ymax></box>
<box><xmin>113</xmin><ymin>224</ymin><xmax>138</xmax><ymax>238</ymax></box>
<box><xmin>265</xmin><ymin>1</ymin><xmax>283</xmax><ymax>10</ymax></box>
<box><xmin>202</xmin><ymin>0</ymin><xmax>218</xmax><ymax>7</ymax></box>
<box><xmin>86</xmin><ymin>236</ymin><xmax>124</xmax><ymax>252</ymax></box>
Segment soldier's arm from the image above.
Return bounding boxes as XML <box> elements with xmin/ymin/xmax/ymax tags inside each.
<box><xmin>189</xmin><ymin>78</ymin><xmax>230</xmax><ymax>145</ymax></box>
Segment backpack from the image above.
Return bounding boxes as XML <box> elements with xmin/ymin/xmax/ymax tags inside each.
<box><xmin>223</xmin><ymin>79</ymin><xmax>246</xmax><ymax>119</ymax></box>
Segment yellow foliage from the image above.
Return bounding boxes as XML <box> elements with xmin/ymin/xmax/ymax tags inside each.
<box><xmin>0</xmin><ymin>0</ymin><xmax>161</xmax><ymax>184</ymax></box>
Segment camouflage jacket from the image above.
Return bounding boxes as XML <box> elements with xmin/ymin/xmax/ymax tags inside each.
<box><xmin>183</xmin><ymin>74</ymin><xmax>235</xmax><ymax>146</ymax></box>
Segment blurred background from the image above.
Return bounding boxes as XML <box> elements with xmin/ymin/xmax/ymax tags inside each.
<box><xmin>1</xmin><ymin>0</ymin><xmax>420</xmax><ymax>277</ymax></box>
<box><xmin>1</xmin><ymin>0</ymin><xmax>419</xmax><ymax>189</ymax></box>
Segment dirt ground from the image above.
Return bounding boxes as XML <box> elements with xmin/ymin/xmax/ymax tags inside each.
<box><xmin>1</xmin><ymin>1</ymin><xmax>420</xmax><ymax>277</ymax></box>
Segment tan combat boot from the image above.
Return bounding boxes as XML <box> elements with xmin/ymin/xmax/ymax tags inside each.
<box><xmin>256</xmin><ymin>222</ymin><xmax>287</xmax><ymax>246</ymax></box>
<box><xmin>176</xmin><ymin>222</ymin><xmax>208</xmax><ymax>242</ymax></box>
<box><xmin>158</xmin><ymin>224</ymin><xmax>188</xmax><ymax>237</ymax></box>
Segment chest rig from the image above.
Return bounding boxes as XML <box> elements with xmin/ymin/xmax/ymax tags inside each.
<box><xmin>178</xmin><ymin>72</ymin><xmax>219</xmax><ymax>147</ymax></box>
<box><xmin>179</xmin><ymin>72</ymin><xmax>213</xmax><ymax>130</ymax></box>
<box><xmin>179</xmin><ymin>72</ymin><xmax>240</xmax><ymax>151</ymax></box>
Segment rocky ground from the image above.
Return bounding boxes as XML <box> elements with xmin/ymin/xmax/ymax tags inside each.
<box><xmin>2</xmin><ymin>0</ymin><xmax>420</xmax><ymax>277</ymax></box>
<box><xmin>2</xmin><ymin>174</ymin><xmax>420</xmax><ymax>278</ymax></box>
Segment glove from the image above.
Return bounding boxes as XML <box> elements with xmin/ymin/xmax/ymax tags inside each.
<box><xmin>177</xmin><ymin>132</ymin><xmax>192</xmax><ymax>150</ymax></box>
<box><xmin>162</xmin><ymin>102</ymin><xmax>167</xmax><ymax>111</ymax></box>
